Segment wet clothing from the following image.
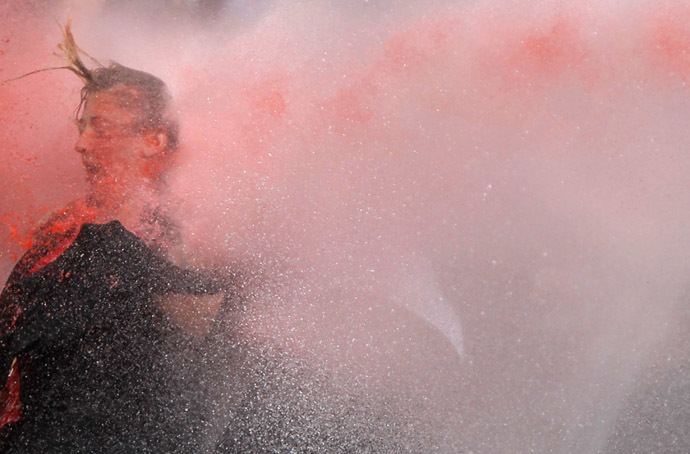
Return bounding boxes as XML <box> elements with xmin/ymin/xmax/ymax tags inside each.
<box><xmin>0</xmin><ymin>221</ymin><xmax>223</xmax><ymax>453</ymax></box>
<box><xmin>0</xmin><ymin>220</ymin><xmax>433</xmax><ymax>453</ymax></box>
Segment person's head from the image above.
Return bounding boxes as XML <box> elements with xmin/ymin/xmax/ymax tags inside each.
<box><xmin>74</xmin><ymin>63</ymin><xmax>179</xmax><ymax>191</ymax></box>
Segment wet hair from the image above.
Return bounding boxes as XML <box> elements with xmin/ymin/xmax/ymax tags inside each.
<box><xmin>79</xmin><ymin>64</ymin><xmax>179</xmax><ymax>151</ymax></box>
<box><xmin>57</xmin><ymin>22</ymin><xmax>179</xmax><ymax>152</ymax></box>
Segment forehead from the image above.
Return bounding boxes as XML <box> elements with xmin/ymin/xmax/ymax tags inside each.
<box><xmin>81</xmin><ymin>85</ymin><xmax>142</xmax><ymax>122</ymax></box>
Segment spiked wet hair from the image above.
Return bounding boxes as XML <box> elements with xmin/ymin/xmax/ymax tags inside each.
<box><xmin>79</xmin><ymin>64</ymin><xmax>179</xmax><ymax>151</ymax></box>
<box><xmin>58</xmin><ymin>22</ymin><xmax>179</xmax><ymax>151</ymax></box>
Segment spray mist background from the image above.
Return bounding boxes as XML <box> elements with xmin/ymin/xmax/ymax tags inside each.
<box><xmin>3</xmin><ymin>0</ymin><xmax>690</xmax><ymax>452</ymax></box>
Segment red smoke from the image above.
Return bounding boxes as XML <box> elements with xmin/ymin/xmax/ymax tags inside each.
<box><xmin>3</xmin><ymin>1</ymin><xmax>690</xmax><ymax>451</ymax></box>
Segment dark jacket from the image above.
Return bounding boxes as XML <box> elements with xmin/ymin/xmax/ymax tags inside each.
<box><xmin>0</xmin><ymin>221</ymin><xmax>222</xmax><ymax>453</ymax></box>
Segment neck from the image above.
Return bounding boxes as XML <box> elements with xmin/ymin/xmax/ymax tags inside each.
<box><xmin>87</xmin><ymin>178</ymin><xmax>164</xmax><ymax>227</ymax></box>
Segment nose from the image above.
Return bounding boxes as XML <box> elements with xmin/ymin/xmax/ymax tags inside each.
<box><xmin>74</xmin><ymin>133</ymin><xmax>89</xmax><ymax>154</ymax></box>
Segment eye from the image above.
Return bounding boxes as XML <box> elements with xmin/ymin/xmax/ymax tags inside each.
<box><xmin>76</xmin><ymin>118</ymin><xmax>86</xmax><ymax>134</ymax></box>
<box><xmin>90</xmin><ymin>118</ymin><xmax>112</xmax><ymax>137</ymax></box>
<box><xmin>91</xmin><ymin>118</ymin><xmax>110</xmax><ymax>129</ymax></box>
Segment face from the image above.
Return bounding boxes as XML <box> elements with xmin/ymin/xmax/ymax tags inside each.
<box><xmin>75</xmin><ymin>85</ymin><xmax>164</xmax><ymax>190</ymax></box>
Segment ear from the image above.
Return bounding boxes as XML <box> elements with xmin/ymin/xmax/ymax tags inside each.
<box><xmin>141</xmin><ymin>129</ymin><xmax>168</xmax><ymax>157</ymax></box>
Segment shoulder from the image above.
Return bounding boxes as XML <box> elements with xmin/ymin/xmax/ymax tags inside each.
<box><xmin>33</xmin><ymin>199</ymin><xmax>95</xmax><ymax>240</ymax></box>
<box><xmin>12</xmin><ymin>199</ymin><xmax>97</xmax><ymax>277</ymax></box>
